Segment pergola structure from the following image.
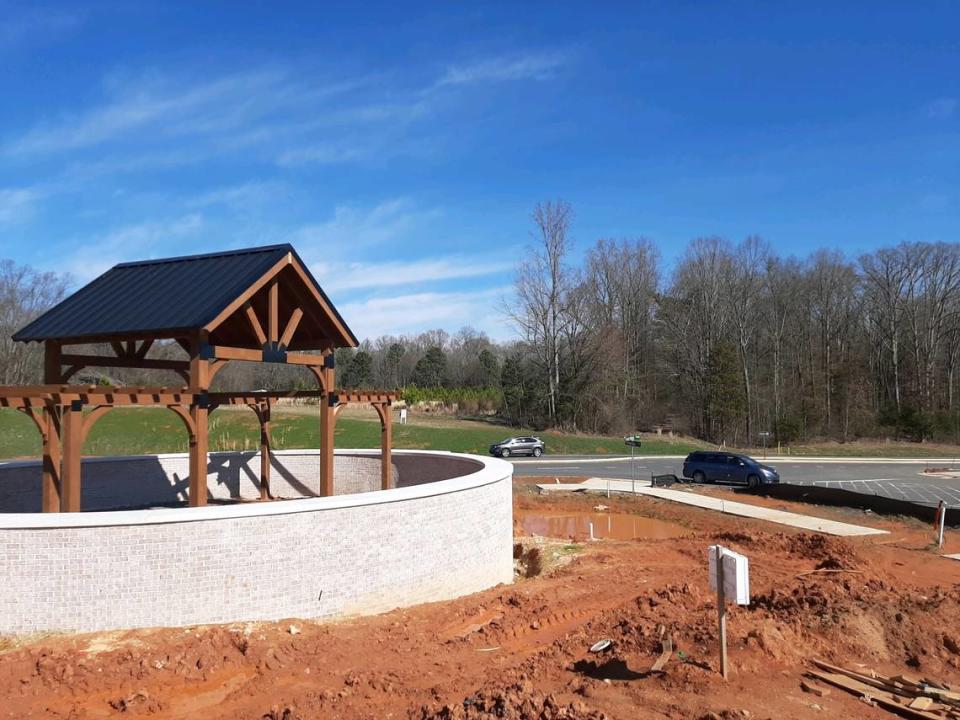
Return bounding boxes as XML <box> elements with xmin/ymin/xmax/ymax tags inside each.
<box><xmin>2</xmin><ymin>244</ymin><xmax>398</xmax><ymax>512</ymax></box>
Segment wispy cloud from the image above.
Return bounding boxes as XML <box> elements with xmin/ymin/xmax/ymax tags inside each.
<box><xmin>924</xmin><ymin>97</ymin><xmax>958</xmax><ymax>120</ymax></box>
<box><xmin>315</xmin><ymin>255</ymin><xmax>512</xmax><ymax>292</ymax></box>
<box><xmin>0</xmin><ymin>187</ymin><xmax>39</xmax><ymax>224</ymax></box>
<box><xmin>63</xmin><ymin>213</ymin><xmax>205</xmax><ymax>280</ymax></box>
<box><xmin>338</xmin><ymin>287</ymin><xmax>510</xmax><ymax>340</ymax></box>
<box><xmin>436</xmin><ymin>51</ymin><xmax>568</xmax><ymax>87</ymax></box>
<box><xmin>6</xmin><ymin>69</ymin><xmax>306</xmax><ymax>156</ymax></box>
<box><xmin>290</xmin><ymin>198</ymin><xmax>441</xmax><ymax>250</ymax></box>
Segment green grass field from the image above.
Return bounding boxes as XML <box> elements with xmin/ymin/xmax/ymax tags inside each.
<box><xmin>0</xmin><ymin>407</ymin><xmax>702</xmax><ymax>459</ymax></box>
<box><xmin>2</xmin><ymin>407</ymin><xmax>956</xmax><ymax>460</ymax></box>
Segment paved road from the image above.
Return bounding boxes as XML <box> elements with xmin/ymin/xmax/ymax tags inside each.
<box><xmin>509</xmin><ymin>454</ymin><xmax>960</xmax><ymax>508</ymax></box>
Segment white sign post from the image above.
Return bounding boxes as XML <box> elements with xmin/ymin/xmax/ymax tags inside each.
<box><xmin>708</xmin><ymin>545</ymin><xmax>750</xmax><ymax>679</ymax></box>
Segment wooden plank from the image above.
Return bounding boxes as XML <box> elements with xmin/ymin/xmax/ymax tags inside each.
<box><xmin>650</xmin><ymin>634</ymin><xmax>673</xmax><ymax>672</ymax></box>
<box><xmin>279</xmin><ymin>307</ymin><xmax>304</xmax><ymax>348</ymax></box>
<box><xmin>41</xmin><ymin>406</ymin><xmax>61</xmax><ymax>513</ymax></box>
<box><xmin>60</xmin><ymin>353</ymin><xmax>190</xmax><ymax>372</ymax></box>
<box><xmin>808</xmin><ymin>670</ymin><xmax>943</xmax><ymax>720</ymax></box>
<box><xmin>243</xmin><ymin>302</ymin><xmax>267</xmax><ymax>346</ymax></box>
<box><xmin>268</xmin><ymin>279</ymin><xmax>279</xmax><ymax>344</ymax></box>
<box><xmin>61</xmin><ymin>404</ymin><xmax>83</xmax><ymax>512</ymax></box>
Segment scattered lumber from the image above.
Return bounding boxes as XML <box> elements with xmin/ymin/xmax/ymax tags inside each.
<box><xmin>807</xmin><ymin>659</ymin><xmax>960</xmax><ymax>719</ymax></box>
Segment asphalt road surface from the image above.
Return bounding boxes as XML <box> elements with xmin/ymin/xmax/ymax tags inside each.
<box><xmin>509</xmin><ymin>454</ymin><xmax>960</xmax><ymax>508</ymax></box>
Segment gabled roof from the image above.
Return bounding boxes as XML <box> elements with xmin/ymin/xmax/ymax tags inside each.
<box><xmin>13</xmin><ymin>244</ymin><xmax>358</xmax><ymax>348</ymax></box>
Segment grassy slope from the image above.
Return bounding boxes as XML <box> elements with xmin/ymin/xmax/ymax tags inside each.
<box><xmin>2</xmin><ymin>407</ymin><xmax>956</xmax><ymax>460</ymax></box>
<box><xmin>0</xmin><ymin>408</ymin><xmax>702</xmax><ymax>460</ymax></box>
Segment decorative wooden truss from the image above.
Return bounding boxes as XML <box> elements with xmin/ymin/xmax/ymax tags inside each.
<box><xmin>4</xmin><ymin>245</ymin><xmax>400</xmax><ymax>513</ymax></box>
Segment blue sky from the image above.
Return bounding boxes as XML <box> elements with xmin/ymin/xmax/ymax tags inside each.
<box><xmin>0</xmin><ymin>2</ymin><xmax>957</xmax><ymax>341</ymax></box>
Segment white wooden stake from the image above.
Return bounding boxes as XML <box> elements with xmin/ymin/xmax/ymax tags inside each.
<box><xmin>715</xmin><ymin>545</ymin><xmax>728</xmax><ymax>680</ymax></box>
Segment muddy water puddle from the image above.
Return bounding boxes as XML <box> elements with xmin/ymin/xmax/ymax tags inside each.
<box><xmin>516</xmin><ymin>510</ymin><xmax>688</xmax><ymax>541</ymax></box>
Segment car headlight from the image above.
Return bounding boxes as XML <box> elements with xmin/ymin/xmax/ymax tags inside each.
<box><xmin>762</xmin><ymin>468</ymin><xmax>775</xmax><ymax>477</ymax></box>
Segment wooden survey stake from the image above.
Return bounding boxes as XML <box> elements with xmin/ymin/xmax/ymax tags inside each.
<box><xmin>708</xmin><ymin>545</ymin><xmax>750</xmax><ymax>680</ymax></box>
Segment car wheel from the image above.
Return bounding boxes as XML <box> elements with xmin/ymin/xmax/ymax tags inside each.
<box><xmin>747</xmin><ymin>474</ymin><xmax>760</xmax><ymax>490</ymax></box>
<box><xmin>533</xmin><ymin>447</ymin><xmax>543</xmax><ymax>457</ymax></box>
<box><xmin>500</xmin><ymin>448</ymin><xmax>510</xmax><ymax>458</ymax></box>
<box><xmin>693</xmin><ymin>470</ymin><xmax>706</xmax><ymax>484</ymax></box>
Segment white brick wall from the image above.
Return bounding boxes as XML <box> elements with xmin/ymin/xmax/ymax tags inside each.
<box><xmin>0</xmin><ymin>451</ymin><xmax>513</xmax><ymax>634</ymax></box>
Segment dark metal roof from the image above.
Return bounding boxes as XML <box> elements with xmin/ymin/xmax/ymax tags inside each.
<box><xmin>13</xmin><ymin>244</ymin><xmax>357</xmax><ymax>345</ymax></box>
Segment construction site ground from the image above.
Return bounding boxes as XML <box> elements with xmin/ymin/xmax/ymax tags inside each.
<box><xmin>2</xmin><ymin>478</ymin><xmax>960</xmax><ymax>720</ymax></box>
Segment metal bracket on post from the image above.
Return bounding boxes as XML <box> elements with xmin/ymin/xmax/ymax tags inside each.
<box><xmin>324</xmin><ymin>354</ymin><xmax>336</xmax><ymax>369</ymax></box>
<box><xmin>328</xmin><ymin>392</ymin><xmax>339</xmax><ymax>407</ymax></box>
<box><xmin>198</xmin><ymin>341</ymin><xmax>216</xmax><ymax>360</ymax></box>
<box><xmin>261</xmin><ymin>342</ymin><xmax>288</xmax><ymax>363</ymax></box>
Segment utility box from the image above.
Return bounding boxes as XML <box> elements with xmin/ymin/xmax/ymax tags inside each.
<box><xmin>708</xmin><ymin>545</ymin><xmax>750</xmax><ymax>605</ymax></box>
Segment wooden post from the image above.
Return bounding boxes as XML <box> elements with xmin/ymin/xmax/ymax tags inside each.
<box><xmin>188</xmin><ymin>335</ymin><xmax>209</xmax><ymax>507</ymax></box>
<box><xmin>42</xmin><ymin>342</ymin><xmax>62</xmax><ymax>512</ymax></box>
<box><xmin>259</xmin><ymin>401</ymin><xmax>271</xmax><ymax>500</ymax></box>
<box><xmin>715</xmin><ymin>545</ymin><xmax>728</xmax><ymax>680</ymax></box>
<box><xmin>61</xmin><ymin>401</ymin><xmax>83</xmax><ymax>512</ymax></box>
<box><xmin>380</xmin><ymin>403</ymin><xmax>392</xmax><ymax>490</ymax></box>
<box><xmin>41</xmin><ymin>407</ymin><xmax>61</xmax><ymax>513</ymax></box>
<box><xmin>319</xmin><ymin>351</ymin><xmax>335</xmax><ymax>496</ymax></box>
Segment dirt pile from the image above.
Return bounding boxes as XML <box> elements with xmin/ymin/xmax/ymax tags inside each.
<box><xmin>418</xmin><ymin>680</ymin><xmax>607</xmax><ymax>720</ymax></box>
<box><xmin>3</xmin><ymin>487</ymin><xmax>960</xmax><ymax>719</ymax></box>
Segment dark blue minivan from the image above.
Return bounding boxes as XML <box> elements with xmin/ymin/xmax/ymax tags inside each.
<box><xmin>682</xmin><ymin>451</ymin><xmax>780</xmax><ymax>489</ymax></box>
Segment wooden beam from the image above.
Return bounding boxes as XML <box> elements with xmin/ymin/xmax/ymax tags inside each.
<box><xmin>135</xmin><ymin>339</ymin><xmax>154</xmax><ymax>359</ymax></box>
<box><xmin>268</xmin><ymin>279</ymin><xmax>279</xmax><ymax>344</ymax></box>
<box><xmin>279</xmin><ymin>307</ymin><xmax>304</xmax><ymax>348</ymax></box>
<box><xmin>41</xmin><ymin>406</ymin><xmax>61</xmax><ymax>512</ymax></box>
<box><xmin>203</xmin><ymin>344</ymin><xmax>325</xmax><ymax>366</ymax></box>
<box><xmin>378</xmin><ymin>403</ymin><xmax>392</xmax><ymax>490</ymax></box>
<box><xmin>60</xmin><ymin>353</ymin><xmax>190</xmax><ymax>372</ymax></box>
<box><xmin>110</xmin><ymin>341</ymin><xmax>127</xmax><ymax>358</ymax></box>
<box><xmin>257</xmin><ymin>401</ymin><xmax>271</xmax><ymax>500</ymax></box>
<box><xmin>286</xmin><ymin>255</ymin><xmax>357</xmax><ymax>347</ymax></box>
<box><xmin>202</xmin><ymin>253</ymin><xmax>292</xmax><ymax>334</ymax></box>
<box><xmin>243</xmin><ymin>302</ymin><xmax>267</xmax><ymax>346</ymax></box>
<box><xmin>61</xmin><ymin>403</ymin><xmax>83</xmax><ymax>512</ymax></box>
<box><xmin>188</xmin><ymin>335</ymin><xmax>209</xmax><ymax>507</ymax></box>
<box><xmin>319</xmin><ymin>350</ymin><xmax>335</xmax><ymax>496</ymax></box>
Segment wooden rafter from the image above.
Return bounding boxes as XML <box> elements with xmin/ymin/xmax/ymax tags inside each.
<box><xmin>280</xmin><ymin>307</ymin><xmax>304</xmax><ymax>348</ymax></box>
<box><xmin>243</xmin><ymin>302</ymin><xmax>267</xmax><ymax>346</ymax></box>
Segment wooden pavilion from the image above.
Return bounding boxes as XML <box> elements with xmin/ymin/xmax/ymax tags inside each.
<box><xmin>0</xmin><ymin>244</ymin><xmax>398</xmax><ymax>512</ymax></box>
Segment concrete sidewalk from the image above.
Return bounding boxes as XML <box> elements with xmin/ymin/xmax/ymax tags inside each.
<box><xmin>535</xmin><ymin>477</ymin><xmax>888</xmax><ymax>537</ymax></box>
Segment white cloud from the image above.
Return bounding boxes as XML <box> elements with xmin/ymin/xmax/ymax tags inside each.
<box><xmin>0</xmin><ymin>187</ymin><xmax>39</xmax><ymax>224</ymax></box>
<box><xmin>4</xmin><ymin>69</ymin><xmax>358</xmax><ymax>156</ymax></box>
<box><xmin>290</xmin><ymin>198</ymin><xmax>440</xmax><ymax>250</ymax></box>
<box><xmin>63</xmin><ymin>213</ymin><xmax>205</xmax><ymax>280</ymax></box>
<box><xmin>337</xmin><ymin>287</ymin><xmax>512</xmax><ymax>340</ymax></box>
<box><xmin>315</xmin><ymin>256</ymin><xmax>512</xmax><ymax>292</ymax></box>
<box><xmin>924</xmin><ymin>97</ymin><xmax>958</xmax><ymax>120</ymax></box>
<box><xmin>436</xmin><ymin>51</ymin><xmax>568</xmax><ymax>87</ymax></box>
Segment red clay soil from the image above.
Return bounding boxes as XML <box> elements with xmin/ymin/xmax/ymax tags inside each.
<box><xmin>3</xmin><ymin>483</ymin><xmax>960</xmax><ymax>720</ymax></box>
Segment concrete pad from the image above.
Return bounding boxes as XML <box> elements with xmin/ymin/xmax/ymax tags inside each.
<box><xmin>536</xmin><ymin>478</ymin><xmax>888</xmax><ymax>537</ymax></box>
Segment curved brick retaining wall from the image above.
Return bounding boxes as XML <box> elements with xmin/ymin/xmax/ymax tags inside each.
<box><xmin>0</xmin><ymin>451</ymin><xmax>513</xmax><ymax>634</ymax></box>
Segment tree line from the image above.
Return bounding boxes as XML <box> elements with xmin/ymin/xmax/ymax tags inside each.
<box><xmin>2</xmin><ymin>204</ymin><xmax>959</xmax><ymax>445</ymax></box>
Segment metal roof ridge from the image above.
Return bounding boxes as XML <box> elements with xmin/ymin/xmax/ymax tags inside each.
<box><xmin>113</xmin><ymin>243</ymin><xmax>292</xmax><ymax>269</ymax></box>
